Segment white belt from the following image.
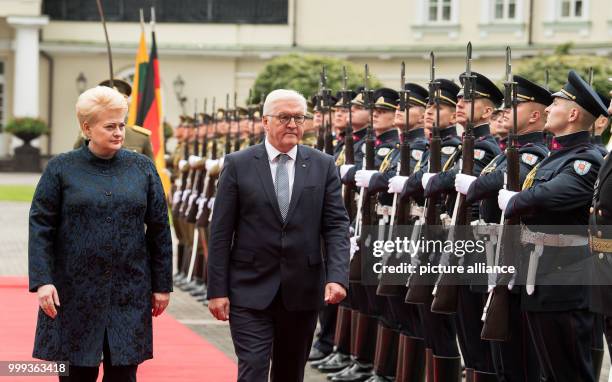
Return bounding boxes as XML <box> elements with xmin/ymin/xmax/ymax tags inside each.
<box><xmin>520</xmin><ymin>227</ymin><xmax>588</xmax><ymax>295</ymax></box>
<box><xmin>471</xmin><ymin>219</ymin><xmax>500</xmax><ymax>288</ymax></box>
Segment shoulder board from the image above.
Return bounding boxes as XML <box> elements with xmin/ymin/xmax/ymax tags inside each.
<box><xmin>130</xmin><ymin>125</ymin><xmax>152</xmax><ymax>137</ymax></box>
<box><xmin>519</xmin><ymin>143</ymin><xmax>549</xmax><ymax>158</ymax></box>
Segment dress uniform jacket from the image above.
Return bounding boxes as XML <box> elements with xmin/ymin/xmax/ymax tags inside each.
<box><xmin>590</xmin><ymin>151</ymin><xmax>612</xmax><ymax>315</ymax></box>
<box><xmin>504</xmin><ymin>131</ymin><xmax>603</xmax><ymax>311</ymax></box>
<box><xmin>29</xmin><ymin>144</ymin><xmax>173</xmax><ymax>366</ymax></box>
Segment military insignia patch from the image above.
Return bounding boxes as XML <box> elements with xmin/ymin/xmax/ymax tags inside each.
<box><xmin>474</xmin><ymin>149</ymin><xmax>485</xmax><ymax>160</ymax></box>
<box><xmin>411</xmin><ymin>150</ymin><xmax>423</xmax><ymax>161</ymax></box>
<box><xmin>441</xmin><ymin>146</ymin><xmax>456</xmax><ymax>155</ymax></box>
<box><xmin>521</xmin><ymin>153</ymin><xmax>538</xmax><ymax>166</ymax></box>
<box><xmin>573</xmin><ymin>160</ymin><xmax>591</xmax><ymax>175</ymax></box>
<box><xmin>377</xmin><ymin>147</ymin><xmax>391</xmax><ymax>156</ymax></box>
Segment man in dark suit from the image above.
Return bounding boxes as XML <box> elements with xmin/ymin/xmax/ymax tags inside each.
<box><xmin>207</xmin><ymin>89</ymin><xmax>350</xmax><ymax>382</ymax></box>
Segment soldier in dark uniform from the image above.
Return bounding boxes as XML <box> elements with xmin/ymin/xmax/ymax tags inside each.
<box><xmin>333</xmin><ymin>90</ymin><xmax>358</xmax><ymax>166</ymax></box>
<box><xmin>388</xmin><ymin>79</ymin><xmax>463</xmax><ymax>380</ymax></box>
<box><xmin>424</xmin><ymin>71</ymin><xmax>503</xmax><ymax>379</ymax></box>
<box><xmin>354</xmin><ymin>83</ymin><xmax>429</xmax><ymax>382</ymax></box>
<box><xmin>327</xmin><ymin>88</ymin><xmax>401</xmax><ymax>382</ymax></box>
<box><xmin>302</xmin><ymin>100</ymin><xmax>318</xmax><ymax>147</ymax></box>
<box><xmin>313</xmin><ymin>90</ymin><xmax>372</xmax><ymax>375</ymax></box>
<box><xmin>490</xmin><ymin>107</ymin><xmax>508</xmax><ymax>151</ymax></box>
<box><xmin>592</xmin><ymin>92</ymin><xmax>611</xmax><ymax>156</ymax></box>
<box><xmin>498</xmin><ymin>70</ymin><xmax>608</xmax><ymax>382</ymax></box>
<box><xmin>458</xmin><ymin>75</ymin><xmax>552</xmax><ymax>381</ymax></box>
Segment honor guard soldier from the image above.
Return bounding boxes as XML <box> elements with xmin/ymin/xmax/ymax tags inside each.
<box><xmin>389</xmin><ymin>77</ymin><xmax>464</xmax><ymax>380</ymax></box>
<box><xmin>498</xmin><ymin>70</ymin><xmax>608</xmax><ymax>382</ymax></box>
<box><xmin>333</xmin><ymin>90</ymin><xmax>358</xmax><ymax>165</ymax></box>
<box><xmin>592</xmin><ymin>92</ymin><xmax>611</xmax><ymax>156</ymax></box>
<box><xmin>339</xmin><ymin>91</ymin><xmax>375</xmax><ymax>185</ymax></box>
<box><xmin>301</xmin><ymin>97</ymin><xmax>319</xmax><ymax>148</ymax></box>
<box><xmin>423</xmin><ymin>70</ymin><xmax>503</xmax><ymax>380</ymax></box>
<box><xmin>460</xmin><ymin>75</ymin><xmax>552</xmax><ymax>381</ymax></box>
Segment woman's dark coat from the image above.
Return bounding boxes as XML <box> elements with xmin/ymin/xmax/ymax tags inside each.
<box><xmin>29</xmin><ymin>145</ymin><xmax>173</xmax><ymax>366</ymax></box>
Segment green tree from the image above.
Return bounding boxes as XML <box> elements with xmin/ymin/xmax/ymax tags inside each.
<box><xmin>515</xmin><ymin>45</ymin><xmax>611</xmax><ymax>101</ymax></box>
<box><xmin>249</xmin><ymin>54</ymin><xmax>382</xmax><ymax>104</ymax></box>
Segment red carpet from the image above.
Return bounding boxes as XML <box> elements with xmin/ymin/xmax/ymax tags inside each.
<box><xmin>0</xmin><ymin>277</ymin><xmax>237</xmax><ymax>381</ymax></box>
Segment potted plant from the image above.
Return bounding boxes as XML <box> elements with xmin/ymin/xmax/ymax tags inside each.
<box><xmin>5</xmin><ymin>117</ymin><xmax>49</xmax><ymax>145</ymax></box>
<box><xmin>5</xmin><ymin>117</ymin><xmax>48</xmax><ymax>172</ymax></box>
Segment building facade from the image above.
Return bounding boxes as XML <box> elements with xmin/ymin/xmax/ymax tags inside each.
<box><xmin>0</xmin><ymin>0</ymin><xmax>610</xmax><ymax>155</ymax></box>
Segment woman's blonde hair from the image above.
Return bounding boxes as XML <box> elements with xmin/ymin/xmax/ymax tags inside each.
<box><xmin>76</xmin><ymin>86</ymin><xmax>128</xmax><ymax>127</ymax></box>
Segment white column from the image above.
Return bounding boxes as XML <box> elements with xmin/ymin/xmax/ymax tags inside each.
<box><xmin>5</xmin><ymin>16</ymin><xmax>48</xmax><ymax>153</ymax></box>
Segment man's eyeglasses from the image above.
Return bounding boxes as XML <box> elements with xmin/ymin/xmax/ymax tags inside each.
<box><xmin>266</xmin><ymin>114</ymin><xmax>306</xmax><ymax>125</ymax></box>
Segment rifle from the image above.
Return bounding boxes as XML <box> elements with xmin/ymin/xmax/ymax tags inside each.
<box><xmin>233</xmin><ymin>92</ymin><xmax>241</xmax><ymax>152</ymax></box>
<box><xmin>341</xmin><ymin>66</ymin><xmax>355</xmax><ymax>218</ymax></box>
<box><xmin>186</xmin><ymin>98</ymin><xmax>209</xmax><ymax>223</ymax></box>
<box><xmin>196</xmin><ymin>97</ymin><xmax>219</xmax><ymax>228</ymax></box>
<box><xmin>321</xmin><ymin>66</ymin><xmax>334</xmax><ymax>155</ymax></box>
<box><xmin>349</xmin><ymin>64</ymin><xmax>376</xmax><ymax>282</ymax></box>
<box><xmin>316</xmin><ymin>69</ymin><xmax>326</xmax><ymax>151</ymax></box>
<box><xmin>225</xmin><ymin>94</ymin><xmax>232</xmax><ymax>155</ymax></box>
<box><xmin>588</xmin><ymin>67</ymin><xmax>596</xmax><ymax>140</ymax></box>
<box><xmin>481</xmin><ymin>47</ymin><xmax>518</xmax><ymax>341</ymax></box>
<box><xmin>248</xmin><ymin>89</ymin><xmax>256</xmax><ymax>146</ymax></box>
<box><xmin>543</xmin><ymin>69</ymin><xmax>554</xmax><ymax>149</ymax></box>
<box><xmin>178</xmin><ymin>101</ymin><xmax>200</xmax><ymax>216</ymax></box>
<box><xmin>377</xmin><ymin>61</ymin><xmax>414</xmax><ymax>296</ymax></box>
<box><xmin>405</xmin><ymin>52</ymin><xmax>442</xmax><ymax>304</ymax></box>
<box><xmin>431</xmin><ymin>42</ymin><xmax>476</xmax><ymax>314</ymax></box>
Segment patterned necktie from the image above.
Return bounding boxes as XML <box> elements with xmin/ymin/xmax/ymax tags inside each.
<box><xmin>275</xmin><ymin>154</ymin><xmax>290</xmax><ymax>221</ymax></box>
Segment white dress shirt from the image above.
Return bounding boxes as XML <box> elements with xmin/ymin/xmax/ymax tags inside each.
<box><xmin>265</xmin><ymin>139</ymin><xmax>297</xmax><ymax>201</ymax></box>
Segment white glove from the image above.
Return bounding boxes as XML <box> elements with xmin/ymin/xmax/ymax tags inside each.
<box><xmin>178</xmin><ymin>159</ymin><xmax>188</xmax><ymax>171</ymax></box>
<box><xmin>340</xmin><ymin>164</ymin><xmax>355</xmax><ymax>179</ymax></box>
<box><xmin>205</xmin><ymin>159</ymin><xmax>219</xmax><ymax>171</ymax></box>
<box><xmin>355</xmin><ymin>170</ymin><xmax>378</xmax><ymax>188</ymax></box>
<box><xmin>421</xmin><ymin>173</ymin><xmax>435</xmax><ymax>190</ymax></box>
<box><xmin>455</xmin><ymin>174</ymin><xmax>477</xmax><ymax>195</ymax></box>
<box><xmin>350</xmin><ymin>236</ymin><xmax>360</xmax><ymax>261</ymax></box>
<box><xmin>188</xmin><ymin>155</ymin><xmax>202</xmax><ymax>168</ymax></box>
<box><xmin>207</xmin><ymin>196</ymin><xmax>216</xmax><ymax>209</ymax></box>
<box><xmin>219</xmin><ymin>156</ymin><xmax>225</xmax><ymax>169</ymax></box>
<box><xmin>388</xmin><ymin>175</ymin><xmax>409</xmax><ymax>193</ymax></box>
<box><xmin>172</xmin><ymin>190</ymin><xmax>182</xmax><ymax>206</ymax></box>
<box><xmin>498</xmin><ymin>189</ymin><xmax>518</xmax><ymax>211</ymax></box>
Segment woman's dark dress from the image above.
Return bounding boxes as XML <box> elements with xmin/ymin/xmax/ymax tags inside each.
<box><xmin>29</xmin><ymin>144</ymin><xmax>173</xmax><ymax>366</ymax></box>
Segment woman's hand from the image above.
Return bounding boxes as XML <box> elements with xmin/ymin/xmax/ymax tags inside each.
<box><xmin>37</xmin><ymin>284</ymin><xmax>60</xmax><ymax>319</ymax></box>
<box><xmin>152</xmin><ymin>293</ymin><xmax>170</xmax><ymax>317</ymax></box>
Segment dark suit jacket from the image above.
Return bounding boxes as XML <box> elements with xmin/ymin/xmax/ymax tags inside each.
<box><xmin>207</xmin><ymin>143</ymin><xmax>350</xmax><ymax>311</ymax></box>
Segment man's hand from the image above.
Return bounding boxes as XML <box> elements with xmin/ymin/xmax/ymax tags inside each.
<box><xmin>37</xmin><ymin>284</ymin><xmax>60</xmax><ymax>319</ymax></box>
<box><xmin>324</xmin><ymin>283</ymin><xmax>347</xmax><ymax>305</ymax></box>
<box><xmin>209</xmin><ymin>297</ymin><xmax>230</xmax><ymax>321</ymax></box>
<box><xmin>355</xmin><ymin>170</ymin><xmax>378</xmax><ymax>188</ymax></box>
<box><xmin>152</xmin><ymin>292</ymin><xmax>170</xmax><ymax>317</ymax></box>
<box><xmin>455</xmin><ymin>174</ymin><xmax>477</xmax><ymax>195</ymax></box>
<box><xmin>421</xmin><ymin>172</ymin><xmax>435</xmax><ymax>189</ymax></box>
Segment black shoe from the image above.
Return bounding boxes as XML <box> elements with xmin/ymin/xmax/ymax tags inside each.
<box><xmin>326</xmin><ymin>364</ymin><xmax>354</xmax><ymax>379</ymax></box>
<box><xmin>329</xmin><ymin>362</ymin><xmax>372</xmax><ymax>381</ymax></box>
<box><xmin>190</xmin><ymin>285</ymin><xmax>207</xmax><ymax>296</ymax></box>
<box><xmin>180</xmin><ymin>281</ymin><xmax>200</xmax><ymax>292</ymax></box>
<box><xmin>317</xmin><ymin>353</ymin><xmax>352</xmax><ymax>373</ymax></box>
<box><xmin>309</xmin><ymin>347</ymin><xmax>330</xmax><ymax>362</ymax></box>
<box><xmin>311</xmin><ymin>352</ymin><xmax>335</xmax><ymax>368</ymax></box>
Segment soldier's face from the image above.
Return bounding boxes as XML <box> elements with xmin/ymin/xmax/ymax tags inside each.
<box><xmin>503</xmin><ymin>102</ymin><xmax>543</xmax><ymax>134</ymax></box>
<box><xmin>82</xmin><ymin>108</ymin><xmax>126</xmax><ymax>157</ymax></box>
<box><xmin>373</xmin><ymin>108</ymin><xmax>395</xmax><ymax>134</ymax></box>
<box><xmin>216</xmin><ymin>121</ymin><xmax>228</xmax><ymax>135</ymax></box>
<box><xmin>263</xmin><ymin>99</ymin><xmax>305</xmax><ymax>152</ymax></box>
<box><xmin>175</xmin><ymin>126</ymin><xmax>185</xmax><ymax>139</ymax></box>
<box><xmin>394</xmin><ymin>106</ymin><xmax>425</xmax><ymax>129</ymax></box>
<box><xmin>544</xmin><ymin>98</ymin><xmax>576</xmax><ymax>135</ymax></box>
<box><xmin>303</xmin><ymin>118</ymin><xmax>314</xmax><ymax>133</ymax></box>
<box><xmin>197</xmin><ymin>124</ymin><xmax>207</xmax><ymax>139</ymax></box>
<box><xmin>313</xmin><ymin>112</ymin><xmax>323</xmax><ymax>128</ymax></box>
<box><xmin>351</xmin><ymin>105</ymin><xmax>369</xmax><ymax>128</ymax></box>
<box><xmin>424</xmin><ymin>103</ymin><xmax>456</xmax><ymax>130</ymax></box>
<box><xmin>489</xmin><ymin>113</ymin><xmax>507</xmax><ymax>137</ymax></box>
<box><xmin>456</xmin><ymin>98</ymin><xmax>493</xmax><ymax>125</ymax></box>
<box><xmin>334</xmin><ymin>108</ymin><xmax>349</xmax><ymax>131</ymax></box>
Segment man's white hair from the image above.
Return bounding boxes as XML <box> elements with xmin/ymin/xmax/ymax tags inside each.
<box><xmin>263</xmin><ymin>89</ymin><xmax>307</xmax><ymax>116</ymax></box>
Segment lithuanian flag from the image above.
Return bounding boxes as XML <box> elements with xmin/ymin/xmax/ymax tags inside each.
<box><xmin>127</xmin><ymin>27</ymin><xmax>148</xmax><ymax>126</ymax></box>
<box><xmin>136</xmin><ymin>30</ymin><xmax>170</xmax><ymax>195</ymax></box>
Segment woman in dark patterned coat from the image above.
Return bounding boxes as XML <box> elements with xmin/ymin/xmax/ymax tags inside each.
<box><xmin>28</xmin><ymin>85</ymin><xmax>173</xmax><ymax>382</ymax></box>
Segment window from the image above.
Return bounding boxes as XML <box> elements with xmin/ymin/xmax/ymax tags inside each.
<box><xmin>428</xmin><ymin>0</ymin><xmax>452</xmax><ymax>22</ymax></box>
<box><xmin>560</xmin><ymin>0</ymin><xmax>583</xmax><ymax>18</ymax></box>
<box><xmin>494</xmin><ymin>0</ymin><xmax>517</xmax><ymax>20</ymax></box>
